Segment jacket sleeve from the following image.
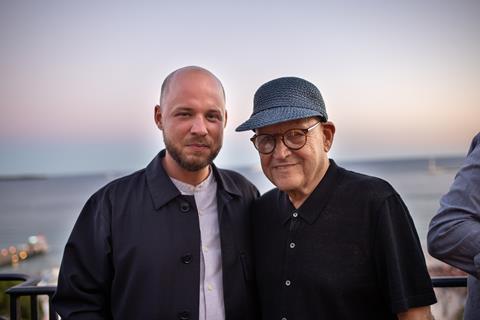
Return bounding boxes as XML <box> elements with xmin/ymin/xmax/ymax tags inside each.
<box><xmin>53</xmin><ymin>189</ymin><xmax>114</xmax><ymax>320</ymax></box>
<box><xmin>427</xmin><ymin>133</ymin><xmax>480</xmax><ymax>278</ymax></box>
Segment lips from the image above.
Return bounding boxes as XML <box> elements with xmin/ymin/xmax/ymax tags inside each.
<box><xmin>185</xmin><ymin>141</ymin><xmax>210</xmax><ymax>152</ymax></box>
<box><xmin>185</xmin><ymin>138</ymin><xmax>210</xmax><ymax>146</ymax></box>
<box><xmin>272</xmin><ymin>163</ymin><xmax>297</xmax><ymax>169</ymax></box>
<box><xmin>187</xmin><ymin>144</ymin><xmax>209</xmax><ymax>149</ymax></box>
<box><xmin>187</xmin><ymin>143</ymin><xmax>209</xmax><ymax>147</ymax></box>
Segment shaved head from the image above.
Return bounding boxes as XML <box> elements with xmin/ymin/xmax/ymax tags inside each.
<box><xmin>153</xmin><ymin>65</ymin><xmax>227</xmax><ymax>179</ymax></box>
<box><xmin>159</xmin><ymin>66</ymin><xmax>226</xmax><ymax>106</ymax></box>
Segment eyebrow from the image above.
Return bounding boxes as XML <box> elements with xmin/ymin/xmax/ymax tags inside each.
<box><xmin>171</xmin><ymin>105</ymin><xmax>224</xmax><ymax>114</ymax></box>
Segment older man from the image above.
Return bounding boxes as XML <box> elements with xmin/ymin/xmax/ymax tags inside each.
<box><xmin>236</xmin><ymin>77</ymin><xmax>436</xmax><ymax>320</ymax></box>
<box><xmin>53</xmin><ymin>66</ymin><xmax>259</xmax><ymax>320</ymax></box>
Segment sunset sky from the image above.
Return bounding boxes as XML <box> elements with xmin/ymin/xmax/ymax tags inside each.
<box><xmin>1</xmin><ymin>0</ymin><xmax>479</xmax><ymax>175</ymax></box>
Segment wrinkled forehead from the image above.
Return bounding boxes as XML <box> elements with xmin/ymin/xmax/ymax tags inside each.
<box><xmin>255</xmin><ymin>117</ymin><xmax>319</xmax><ymax>134</ymax></box>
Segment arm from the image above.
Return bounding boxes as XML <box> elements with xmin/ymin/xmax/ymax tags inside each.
<box><xmin>397</xmin><ymin>306</ymin><xmax>434</xmax><ymax>320</ymax></box>
<box><xmin>53</xmin><ymin>191</ymin><xmax>113</xmax><ymax>320</ymax></box>
<box><xmin>374</xmin><ymin>191</ymin><xmax>436</xmax><ymax>314</ymax></box>
<box><xmin>427</xmin><ymin>133</ymin><xmax>480</xmax><ymax>278</ymax></box>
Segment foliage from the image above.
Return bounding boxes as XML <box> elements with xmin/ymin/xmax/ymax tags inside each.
<box><xmin>0</xmin><ymin>280</ymin><xmax>34</xmax><ymax>320</ymax></box>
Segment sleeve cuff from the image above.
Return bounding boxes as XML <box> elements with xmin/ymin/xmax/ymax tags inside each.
<box><xmin>474</xmin><ymin>251</ymin><xmax>480</xmax><ymax>279</ymax></box>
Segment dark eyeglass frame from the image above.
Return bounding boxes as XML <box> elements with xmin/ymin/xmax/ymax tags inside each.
<box><xmin>250</xmin><ymin>121</ymin><xmax>322</xmax><ymax>154</ymax></box>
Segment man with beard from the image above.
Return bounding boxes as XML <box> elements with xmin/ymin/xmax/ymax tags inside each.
<box><xmin>53</xmin><ymin>66</ymin><xmax>259</xmax><ymax>320</ymax></box>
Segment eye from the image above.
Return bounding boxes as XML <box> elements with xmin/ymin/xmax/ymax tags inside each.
<box><xmin>175</xmin><ymin>111</ymin><xmax>191</xmax><ymax>117</ymax></box>
<box><xmin>256</xmin><ymin>135</ymin><xmax>274</xmax><ymax>146</ymax></box>
<box><xmin>286</xmin><ymin>129</ymin><xmax>304</xmax><ymax>137</ymax></box>
<box><xmin>206</xmin><ymin>112</ymin><xmax>222</xmax><ymax>122</ymax></box>
<box><xmin>285</xmin><ymin>129</ymin><xmax>306</xmax><ymax>145</ymax></box>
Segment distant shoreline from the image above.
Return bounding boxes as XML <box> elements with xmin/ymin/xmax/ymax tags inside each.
<box><xmin>0</xmin><ymin>175</ymin><xmax>48</xmax><ymax>181</ymax></box>
<box><xmin>0</xmin><ymin>155</ymin><xmax>465</xmax><ymax>180</ymax></box>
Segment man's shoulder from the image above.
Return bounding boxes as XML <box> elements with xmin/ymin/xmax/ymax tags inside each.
<box><xmin>215</xmin><ymin>167</ymin><xmax>257</xmax><ymax>190</ymax></box>
<box><xmin>338</xmin><ymin>166</ymin><xmax>397</xmax><ymax>199</ymax></box>
<box><xmin>473</xmin><ymin>132</ymin><xmax>480</xmax><ymax>145</ymax></box>
<box><xmin>255</xmin><ymin>187</ymin><xmax>282</xmax><ymax>207</ymax></box>
<box><xmin>468</xmin><ymin>132</ymin><xmax>480</xmax><ymax>156</ymax></box>
<box><xmin>259</xmin><ymin>187</ymin><xmax>281</xmax><ymax>199</ymax></box>
<box><xmin>91</xmin><ymin>168</ymin><xmax>147</xmax><ymax>198</ymax></box>
<box><xmin>216</xmin><ymin>167</ymin><xmax>249</xmax><ymax>180</ymax></box>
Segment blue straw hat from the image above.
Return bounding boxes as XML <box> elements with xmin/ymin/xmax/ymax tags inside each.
<box><xmin>235</xmin><ymin>77</ymin><xmax>328</xmax><ymax>131</ymax></box>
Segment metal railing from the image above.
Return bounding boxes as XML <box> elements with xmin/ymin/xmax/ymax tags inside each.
<box><xmin>431</xmin><ymin>276</ymin><xmax>468</xmax><ymax>288</ymax></box>
<box><xmin>0</xmin><ymin>273</ymin><xmax>57</xmax><ymax>320</ymax></box>
<box><xmin>0</xmin><ymin>273</ymin><xmax>468</xmax><ymax>320</ymax></box>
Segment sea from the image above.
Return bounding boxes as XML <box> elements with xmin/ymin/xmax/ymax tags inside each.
<box><xmin>0</xmin><ymin>156</ymin><xmax>466</xmax><ymax>280</ymax></box>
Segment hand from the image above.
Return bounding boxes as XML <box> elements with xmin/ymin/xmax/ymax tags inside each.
<box><xmin>397</xmin><ymin>306</ymin><xmax>434</xmax><ymax>320</ymax></box>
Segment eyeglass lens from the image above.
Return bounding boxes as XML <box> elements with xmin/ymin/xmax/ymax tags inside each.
<box><xmin>251</xmin><ymin>121</ymin><xmax>321</xmax><ymax>154</ymax></box>
<box><xmin>254</xmin><ymin>129</ymin><xmax>307</xmax><ymax>153</ymax></box>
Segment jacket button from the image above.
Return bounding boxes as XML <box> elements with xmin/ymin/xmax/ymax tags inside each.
<box><xmin>178</xmin><ymin>311</ymin><xmax>190</xmax><ymax>320</ymax></box>
<box><xmin>180</xmin><ymin>201</ymin><xmax>190</xmax><ymax>213</ymax></box>
<box><xmin>181</xmin><ymin>253</ymin><xmax>192</xmax><ymax>264</ymax></box>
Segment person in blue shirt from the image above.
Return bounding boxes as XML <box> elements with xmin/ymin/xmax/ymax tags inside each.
<box><xmin>428</xmin><ymin>132</ymin><xmax>480</xmax><ymax>320</ymax></box>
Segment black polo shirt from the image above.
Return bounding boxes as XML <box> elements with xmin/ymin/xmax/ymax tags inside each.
<box><xmin>253</xmin><ymin>160</ymin><xmax>436</xmax><ymax>320</ymax></box>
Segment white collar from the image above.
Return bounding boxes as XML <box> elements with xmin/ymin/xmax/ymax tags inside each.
<box><xmin>170</xmin><ymin>168</ymin><xmax>215</xmax><ymax>195</ymax></box>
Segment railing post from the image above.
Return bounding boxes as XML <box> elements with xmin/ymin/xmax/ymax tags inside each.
<box><xmin>9</xmin><ymin>292</ymin><xmax>19</xmax><ymax>320</ymax></box>
<box><xmin>30</xmin><ymin>294</ymin><xmax>38</xmax><ymax>319</ymax></box>
<box><xmin>49</xmin><ymin>296</ymin><xmax>58</xmax><ymax>320</ymax></box>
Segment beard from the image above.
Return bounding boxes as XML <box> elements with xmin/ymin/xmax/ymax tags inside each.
<box><xmin>163</xmin><ymin>133</ymin><xmax>222</xmax><ymax>172</ymax></box>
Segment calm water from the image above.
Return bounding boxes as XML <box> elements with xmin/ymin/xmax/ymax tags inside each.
<box><xmin>0</xmin><ymin>157</ymin><xmax>465</xmax><ymax>277</ymax></box>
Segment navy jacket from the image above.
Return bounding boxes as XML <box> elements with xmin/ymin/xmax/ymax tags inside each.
<box><xmin>53</xmin><ymin>150</ymin><xmax>259</xmax><ymax>320</ymax></box>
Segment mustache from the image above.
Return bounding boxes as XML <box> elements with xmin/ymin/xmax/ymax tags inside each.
<box><xmin>184</xmin><ymin>138</ymin><xmax>211</xmax><ymax>147</ymax></box>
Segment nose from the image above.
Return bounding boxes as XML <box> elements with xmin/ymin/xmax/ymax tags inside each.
<box><xmin>272</xmin><ymin>136</ymin><xmax>291</xmax><ymax>159</ymax></box>
<box><xmin>190</xmin><ymin>115</ymin><xmax>208</xmax><ymax>136</ymax></box>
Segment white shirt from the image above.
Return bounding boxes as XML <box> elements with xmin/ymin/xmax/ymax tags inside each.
<box><xmin>171</xmin><ymin>170</ymin><xmax>225</xmax><ymax>320</ymax></box>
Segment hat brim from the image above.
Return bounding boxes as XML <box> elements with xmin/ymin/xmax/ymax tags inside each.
<box><xmin>235</xmin><ymin>106</ymin><xmax>325</xmax><ymax>132</ymax></box>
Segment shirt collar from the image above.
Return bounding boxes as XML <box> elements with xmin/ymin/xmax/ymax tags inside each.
<box><xmin>146</xmin><ymin>150</ymin><xmax>243</xmax><ymax>210</ymax></box>
<box><xmin>280</xmin><ymin>159</ymin><xmax>344</xmax><ymax>225</ymax></box>
<box><xmin>170</xmin><ymin>168</ymin><xmax>215</xmax><ymax>195</ymax></box>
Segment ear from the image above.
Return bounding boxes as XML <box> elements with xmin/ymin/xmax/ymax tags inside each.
<box><xmin>321</xmin><ymin>121</ymin><xmax>336</xmax><ymax>152</ymax></box>
<box><xmin>223</xmin><ymin>109</ymin><xmax>228</xmax><ymax>128</ymax></box>
<box><xmin>154</xmin><ymin>105</ymin><xmax>163</xmax><ymax>130</ymax></box>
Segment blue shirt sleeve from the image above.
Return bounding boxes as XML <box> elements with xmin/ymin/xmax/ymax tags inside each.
<box><xmin>427</xmin><ymin>132</ymin><xmax>480</xmax><ymax>278</ymax></box>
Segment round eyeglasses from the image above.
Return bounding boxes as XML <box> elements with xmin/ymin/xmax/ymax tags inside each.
<box><xmin>250</xmin><ymin>121</ymin><xmax>322</xmax><ymax>154</ymax></box>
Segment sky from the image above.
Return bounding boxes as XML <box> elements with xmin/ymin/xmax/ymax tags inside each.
<box><xmin>1</xmin><ymin>0</ymin><xmax>479</xmax><ymax>175</ymax></box>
